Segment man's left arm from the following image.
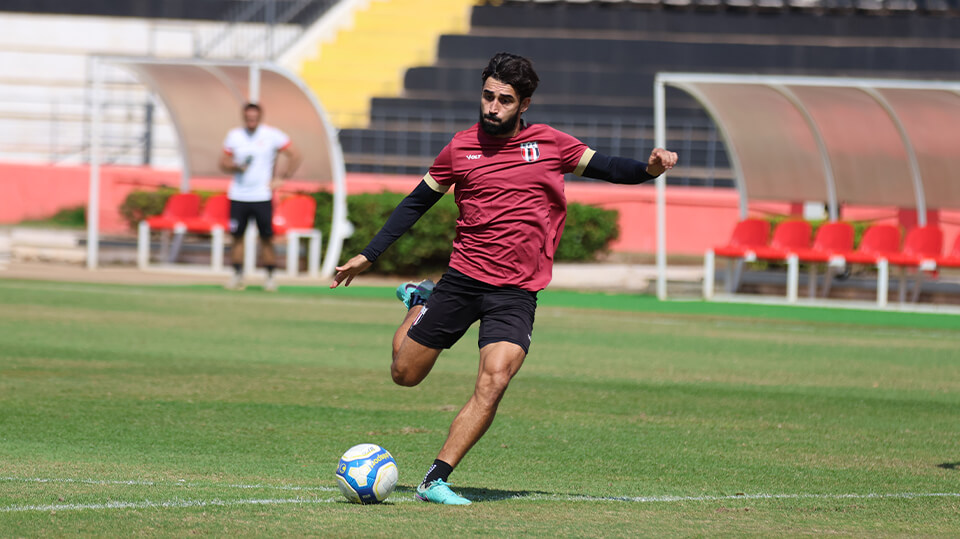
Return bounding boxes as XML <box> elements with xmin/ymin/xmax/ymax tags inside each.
<box><xmin>271</xmin><ymin>142</ymin><xmax>303</xmax><ymax>190</ymax></box>
<box><xmin>576</xmin><ymin>147</ymin><xmax>678</xmax><ymax>184</ymax></box>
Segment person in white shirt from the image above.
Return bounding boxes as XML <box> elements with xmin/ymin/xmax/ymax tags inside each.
<box><xmin>219</xmin><ymin>103</ymin><xmax>301</xmax><ymax>291</ymax></box>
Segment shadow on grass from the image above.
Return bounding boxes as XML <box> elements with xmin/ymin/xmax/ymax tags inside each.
<box><xmin>936</xmin><ymin>462</ymin><xmax>959</xmax><ymax>470</ymax></box>
<box><xmin>390</xmin><ymin>484</ymin><xmax>553</xmax><ymax>503</ymax></box>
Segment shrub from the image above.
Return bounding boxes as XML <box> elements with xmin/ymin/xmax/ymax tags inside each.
<box><xmin>49</xmin><ymin>206</ymin><xmax>88</xmax><ymax>228</ymax></box>
<box><xmin>118</xmin><ymin>186</ymin><xmax>177</xmax><ymax>230</ymax></box>
<box><xmin>310</xmin><ymin>191</ymin><xmax>619</xmax><ymax>273</ymax></box>
<box><xmin>556</xmin><ymin>202</ymin><xmax>620</xmax><ymax>261</ymax></box>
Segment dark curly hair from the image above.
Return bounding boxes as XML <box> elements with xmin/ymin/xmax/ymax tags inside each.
<box><xmin>481</xmin><ymin>52</ymin><xmax>539</xmax><ymax>101</ymax></box>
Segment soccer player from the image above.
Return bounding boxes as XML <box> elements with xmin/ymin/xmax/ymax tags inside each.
<box><xmin>219</xmin><ymin>103</ymin><xmax>301</xmax><ymax>291</ymax></box>
<box><xmin>331</xmin><ymin>53</ymin><xmax>677</xmax><ymax>505</ymax></box>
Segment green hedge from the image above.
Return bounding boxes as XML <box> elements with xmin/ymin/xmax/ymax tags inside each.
<box><xmin>118</xmin><ymin>186</ymin><xmax>178</xmax><ymax>230</ymax></box>
<box><xmin>120</xmin><ymin>188</ymin><xmax>619</xmax><ymax>272</ymax></box>
<box><xmin>310</xmin><ymin>191</ymin><xmax>619</xmax><ymax>273</ymax></box>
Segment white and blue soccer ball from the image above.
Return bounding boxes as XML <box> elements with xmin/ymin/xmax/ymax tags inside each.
<box><xmin>335</xmin><ymin>443</ymin><xmax>399</xmax><ymax>504</ymax></box>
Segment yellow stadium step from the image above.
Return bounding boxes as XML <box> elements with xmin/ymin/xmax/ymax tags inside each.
<box><xmin>299</xmin><ymin>0</ymin><xmax>476</xmax><ymax>129</ymax></box>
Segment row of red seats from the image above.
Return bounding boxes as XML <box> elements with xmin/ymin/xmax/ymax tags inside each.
<box><xmin>705</xmin><ymin>218</ymin><xmax>960</xmax><ymax>306</ymax></box>
<box><xmin>137</xmin><ymin>193</ymin><xmax>321</xmax><ymax>277</ymax></box>
<box><xmin>144</xmin><ymin>193</ymin><xmax>317</xmax><ymax>236</ymax></box>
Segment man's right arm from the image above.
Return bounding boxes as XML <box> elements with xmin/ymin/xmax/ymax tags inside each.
<box><xmin>219</xmin><ymin>152</ymin><xmax>243</xmax><ymax>174</ymax></box>
<box><xmin>331</xmin><ymin>179</ymin><xmax>446</xmax><ymax>288</ymax></box>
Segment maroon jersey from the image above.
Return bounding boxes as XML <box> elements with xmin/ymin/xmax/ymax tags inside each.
<box><xmin>425</xmin><ymin>122</ymin><xmax>592</xmax><ymax>291</ymax></box>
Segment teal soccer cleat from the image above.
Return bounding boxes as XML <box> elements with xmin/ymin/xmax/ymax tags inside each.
<box><xmin>395</xmin><ymin>279</ymin><xmax>435</xmax><ymax>310</ymax></box>
<box><xmin>414</xmin><ymin>479</ymin><xmax>471</xmax><ymax>505</ymax></box>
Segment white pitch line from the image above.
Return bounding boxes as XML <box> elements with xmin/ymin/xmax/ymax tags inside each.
<box><xmin>0</xmin><ymin>477</ymin><xmax>338</xmax><ymax>492</ymax></box>
<box><xmin>2</xmin><ymin>476</ymin><xmax>959</xmax><ymax>513</ymax></box>
<box><xmin>518</xmin><ymin>492</ymin><xmax>960</xmax><ymax>503</ymax></box>
<box><xmin>0</xmin><ymin>497</ymin><xmax>341</xmax><ymax>513</ymax></box>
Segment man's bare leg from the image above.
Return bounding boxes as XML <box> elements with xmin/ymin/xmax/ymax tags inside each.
<box><xmin>436</xmin><ymin>341</ymin><xmax>526</xmax><ymax>467</ymax></box>
<box><xmin>261</xmin><ymin>238</ymin><xmax>279</xmax><ymax>291</ymax></box>
<box><xmin>226</xmin><ymin>237</ymin><xmax>246</xmax><ymax>290</ymax></box>
<box><xmin>260</xmin><ymin>238</ymin><xmax>277</xmax><ymax>267</ymax></box>
<box><xmin>413</xmin><ymin>341</ymin><xmax>525</xmax><ymax>504</ymax></box>
<box><xmin>390</xmin><ymin>305</ymin><xmax>442</xmax><ymax>387</ymax></box>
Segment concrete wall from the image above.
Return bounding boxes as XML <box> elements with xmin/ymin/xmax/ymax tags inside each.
<box><xmin>3</xmin><ymin>163</ymin><xmax>958</xmax><ymax>256</ymax></box>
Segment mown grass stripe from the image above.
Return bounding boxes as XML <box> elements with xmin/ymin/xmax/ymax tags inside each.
<box><xmin>3</xmin><ymin>491</ymin><xmax>959</xmax><ymax>513</ymax></box>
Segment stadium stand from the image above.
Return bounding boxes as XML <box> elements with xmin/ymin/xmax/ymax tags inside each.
<box><xmin>298</xmin><ymin>0</ymin><xmax>475</xmax><ymax>128</ymax></box>
<box><xmin>337</xmin><ymin>0</ymin><xmax>960</xmax><ymax>187</ymax></box>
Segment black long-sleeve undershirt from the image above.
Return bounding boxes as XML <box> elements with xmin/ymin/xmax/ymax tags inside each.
<box><xmin>360</xmin><ymin>181</ymin><xmax>444</xmax><ymax>263</ymax></box>
<box><xmin>582</xmin><ymin>151</ymin><xmax>657</xmax><ymax>185</ymax></box>
<box><xmin>358</xmin><ymin>150</ymin><xmax>659</xmax><ymax>263</ymax></box>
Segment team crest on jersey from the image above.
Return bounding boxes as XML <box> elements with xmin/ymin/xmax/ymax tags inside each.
<box><xmin>520</xmin><ymin>142</ymin><xmax>540</xmax><ymax>162</ymax></box>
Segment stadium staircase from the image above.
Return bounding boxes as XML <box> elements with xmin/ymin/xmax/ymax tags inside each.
<box><xmin>297</xmin><ymin>0</ymin><xmax>475</xmax><ymax>129</ymax></box>
<box><xmin>333</xmin><ymin>0</ymin><xmax>960</xmax><ymax>186</ymax></box>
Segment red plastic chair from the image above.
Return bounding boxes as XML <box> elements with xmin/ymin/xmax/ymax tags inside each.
<box><xmin>184</xmin><ymin>194</ymin><xmax>230</xmax><ymax>234</ymax></box>
<box><xmin>137</xmin><ymin>192</ymin><xmax>202</xmax><ymax>269</ymax></box>
<box><xmin>831</xmin><ymin>224</ymin><xmax>901</xmax><ymax>306</ymax></box>
<box><xmin>791</xmin><ymin>222</ymin><xmax>856</xmax><ymax>298</ymax></box>
<box><xmin>752</xmin><ymin>220</ymin><xmax>812</xmax><ymax>261</ymax></box>
<box><xmin>793</xmin><ymin>222</ymin><xmax>856</xmax><ymax>264</ymax></box>
<box><xmin>842</xmin><ymin>224</ymin><xmax>901</xmax><ymax>265</ymax></box>
<box><xmin>936</xmin><ymin>234</ymin><xmax>960</xmax><ymax>268</ymax></box>
<box><xmin>272</xmin><ymin>195</ymin><xmax>317</xmax><ymax>235</ymax></box>
<box><xmin>745</xmin><ymin>220</ymin><xmax>812</xmax><ymax>302</ymax></box>
<box><xmin>886</xmin><ymin>225</ymin><xmax>942</xmax><ymax>267</ymax></box>
<box><xmin>711</xmin><ymin>218</ymin><xmax>770</xmax><ymax>258</ymax></box>
<box><xmin>180</xmin><ymin>194</ymin><xmax>231</xmax><ymax>272</ymax></box>
<box><xmin>144</xmin><ymin>193</ymin><xmax>201</xmax><ymax>231</ymax></box>
<box><xmin>703</xmin><ymin>218</ymin><xmax>770</xmax><ymax>298</ymax></box>
<box><xmin>272</xmin><ymin>195</ymin><xmax>321</xmax><ymax>277</ymax></box>
<box><xmin>883</xmin><ymin>225</ymin><xmax>943</xmax><ymax>304</ymax></box>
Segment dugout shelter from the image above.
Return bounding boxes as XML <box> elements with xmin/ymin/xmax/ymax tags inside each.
<box><xmin>653</xmin><ymin>73</ymin><xmax>960</xmax><ymax>302</ymax></box>
<box><xmin>86</xmin><ymin>57</ymin><xmax>351</xmax><ymax>278</ymax></box>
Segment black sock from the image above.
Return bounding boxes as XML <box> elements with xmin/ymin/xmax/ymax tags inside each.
<box><xmin>409</xmin><ymin>293</ymin><xmax>427</xmax><ymax>307</ymax></box>
<box><xmin>233</xmin><ymin>264</ymin><xmax>242</xmax><ymax>275</ymax></box>
<box><xmin>421</xmin><ymin>459</ymin><xmax>453</xmax><ymax>487</ymax></box>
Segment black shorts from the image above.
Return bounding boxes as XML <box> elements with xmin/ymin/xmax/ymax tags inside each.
<box><xmin>229</xmin><ymin>200</ymin><xmax>274</xmax><ymax>239</ymax></box>
<box><xmin>407</xmin><ymin>268</ymin><xmax>538</xmax><ymax>354</ymax></box>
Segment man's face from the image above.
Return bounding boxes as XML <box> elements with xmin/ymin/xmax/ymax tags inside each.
<box><xmin>243</xmin><ymin>108</ymin><xmax>261</xmax><ymax>132</ymax></box>
<box><xmin>479</xmin><ymin>77</ymin><xmax>529</xmax><ymax>137</ymax></box>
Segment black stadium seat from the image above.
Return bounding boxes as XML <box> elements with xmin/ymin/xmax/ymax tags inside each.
<box><xmin>340</xmin><ymin>1</ymin><xmax>960</xmax><ymax>185</ymax></box>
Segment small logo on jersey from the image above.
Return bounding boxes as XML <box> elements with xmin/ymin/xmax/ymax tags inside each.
<box><xmin>466</xmin><ymin>154</ymin><xmax>482</xmax><ymax>160</ymax></box>
<box><xmin>520</xmin><ymin>142</ymin><xmax>540</xmax><ymax>162</ymax></box>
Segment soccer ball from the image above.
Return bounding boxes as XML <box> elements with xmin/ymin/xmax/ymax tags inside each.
<box><xmin>335</xmin><ymin>443</ymin><xmax>399</xmax><ymax>504</ymax></box>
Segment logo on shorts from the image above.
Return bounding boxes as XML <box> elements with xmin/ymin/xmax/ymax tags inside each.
<box><xmin>413</xmin><ymin>307</ymin><xmax>428</xmax><ymax>326</ymax></box>
<box><xmin>520</xmin><ymin>142</ymin><xmax>540</xmax><ymax>162</ymax></box>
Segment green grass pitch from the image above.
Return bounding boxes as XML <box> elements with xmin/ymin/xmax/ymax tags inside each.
<box><xmin>1</xmin><ymin>278</ymin><xmax>958</xmax><ymax>536</ymax></box>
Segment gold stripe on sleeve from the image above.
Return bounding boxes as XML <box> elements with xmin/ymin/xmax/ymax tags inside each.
<box><xmin>573</xmin><ymin>148</ymin><xmax>596</xmax><ymax>177</ymax></box>
<box><xmin>424</xmin><ymin>173</ymin><xmax>451</xmax><ymax>193</ymax></box>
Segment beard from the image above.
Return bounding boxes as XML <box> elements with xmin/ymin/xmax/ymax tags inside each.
<box><xmin>479</xmin><ymin>107</ymin><xmax>519</xmax><ymax>136</ymax></box>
